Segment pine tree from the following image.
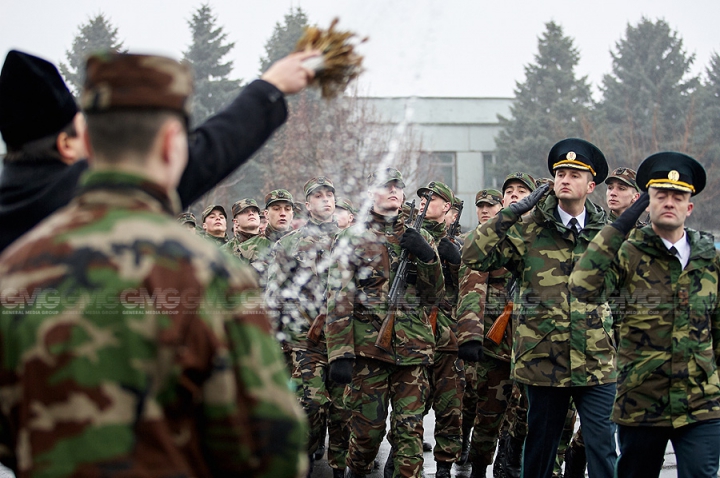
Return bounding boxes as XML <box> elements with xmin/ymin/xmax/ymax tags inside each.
<box><xmin>494</xmin><ymin>21</ymin><xmax>593</xmax><ymax>181</ymax></box>
<box><xmin>183</xmin><ymin>3</ymin><xmax>241</xmax><ymax>126</ymax></box>
<box><xmin>596</xmin><ymin>18</ymin><xmax>699</xmax><ymax>166</ymax></box>
<box><xmin>259</xmin><ymin>7</ymin><xmax>309</xmax><ymax>74</ymax></box>
<box><xmin>59</xmin><ymin>13</ymin><xmax>124</xmax><ymax>97</ymax></box>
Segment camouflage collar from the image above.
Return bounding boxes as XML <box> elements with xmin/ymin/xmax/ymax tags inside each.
<box><xmin>305</xmin><ymin>216</ymin><xmax>339</xmax><ymax>234</ymax></box>
<box><xmin>628</xmin><ymin>226</ymin><xmax>716</xmax><ymax>262</ymax></box>
<box><xmin>235</xmin><ymin>230</ymin><xmax>259</xmax><ymax>243</ymax></box>
<box><xmin>367</xmin><ymin>208</ymin><xmax>403</xmax><ymax>235</ymax></box>
<box><xmin>78</xmin><ymin>170</ymin><xmax>181</xmax><ymax>216</ymax></box>
<box><xmin>422</xmin><ymin>218</ymin><xmax>447</xmax><ymax>240</ymax></box>
<box><xmin>264</xmin><ymin>223</ymin><xmax>291</xmax><ymax>242</ymax></box>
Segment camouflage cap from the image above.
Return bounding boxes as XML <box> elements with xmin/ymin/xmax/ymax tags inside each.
<box><xmin>264</xmin><ymin>189</ymin><xmax>294</xmax><ymax>208</ymax></box>
<box><xmin>303</xmin><ymin>176</ymin><xmax>335</xmax><ymax>197</ymax></box>
<box><xmin>231</xmin><ymin>198</ymin><xmax>260</xmax><ymax>217</ymax></box>
<box><xmin>450</xmin><ymin>198</ymin><xmax>464</xmax><ymax>211</ymax></box>
<box><xmin>535</xmin><ymin>177</ymin><xmax>555</xmax><ymax>188</ymax></box>
<box><xmin>417</xmin><ymin>181</ymin><xmax>454</xmax><ymax>203</ymax></box>
<box><xmin>335</xmin><ymin>197</ymin><xmax>357</xmax><ymax>214</ymax></box>
<box><xmin>293</xmin><ymin>201</ymin><xmax>309</xmax><ymax>217</ymax></box>
<box><xmin>81</xmin><ymin>52</ymin><xmax>193</xmax><ymax>117</ymax></box>
<box><xmin>502</xmin><ymin>172</ymin><xmax>537</xmax><ymax>193</ymax></box>
<box><xmin>475</xmin><ymin>189</ymin><xmax>503</xmax><ymax>206</ymax></box>
<box><xmin>201</xmin><ymin>204</ymin><xmax>227</xmax><ymax>222</ymax></box>
<box><xmin>605</xmin><ymin>167</ymin><xmax>640</xmax><ymax>191</ymax></box>
<box><xmin>368</xmin><ymin>167</ymin><xmax>406</xmax><ymax>189</ymax></box>
<box><xmin>176</xmin><ymin>211</ymin><xmax>196</xmax><ymax>226</ymax></box>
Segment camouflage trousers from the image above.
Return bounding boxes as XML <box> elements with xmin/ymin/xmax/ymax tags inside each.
<box><xmin>327</xmin><ymin>377</ymin><xmax>351</xmax><ymax>470</ymax></box>
<box><xmin>468</xmin><ymin>356</ymin><xmax>513</xmax><ymax>467</ymax></box>
<box><xmin>500</xmin><ymin>382</ymin><xmax>528</xmax><ymax>439</ymax></box>
<box><xmin>345</xmin><ymin>357</ymin><xmax>429</xmax><ymax>477</ymax></box>
<box><xmin>286</xmin><ymin>348</ymin><xmax>330</xmax><ymax>454</ymax></box>
<box><xmin>427</xmin><ymin>352</ymin><xmax>466</xmax><ymax>463</ymax></box>
<box><xmin>462</xmin><ymin>362</ymin><xmax>479</xmax><ymax>439</ymax></box>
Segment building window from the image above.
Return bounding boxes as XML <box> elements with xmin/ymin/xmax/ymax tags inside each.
<box><xmin>483</xmin><ymin>151</ymin><xmax>500</xmax><ymax>189</ymax></box>
<box><xmin>418</xmin><ymin>152</ymin><xmax>456</xmax><ymax>190</ymax></box>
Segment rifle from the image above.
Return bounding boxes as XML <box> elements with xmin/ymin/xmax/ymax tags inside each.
<box><xmin>486</xmin><ymin>278</ymin><xmax>517</xmax><ymax>345</ymax></box>
<box><xmin>307</xmin><ymin>313</ymin><xmax>327</xmax><ymax>344</ymax></box>
<box><xmin>375</xmin><ymin>193</ymin><xmax>433</xmax><ymax>352</ymax></box>
<box><xmin>447</xmin><ymin>199</ymin><xmax>464</xmax><ymax>241</ymax></box>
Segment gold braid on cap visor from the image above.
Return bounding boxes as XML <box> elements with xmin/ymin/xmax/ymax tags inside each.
<box><xmin>552</xmin><ymin>159</ymin><xmax>597</xmax><ymax>176</ymax></box>
<box><xmin>645</xmin><ymin>179</ymin><xmax>695</xmax><ymax>193</ymax></box>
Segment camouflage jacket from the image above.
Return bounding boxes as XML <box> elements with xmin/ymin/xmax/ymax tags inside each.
<box><xmin>226</xmin><ymin>224</ymin><xmax>289</xmax><ymax>279</ymax></box>
<box><xmin>462</xmin><ymin>193</ymin><xmax>614</xmax><ymax>387</ymax></box>
<box><xmin>326</xmin><ymin>210</ymin><xmax>444</xmax><ymax>366</ymax></box>
<box><xmin>197</xmin><ymin>229</ymin><xmax>229</xmax><ymax>246</ymax></box>
<box><xmin>223</xmin><ymin>230</ymin><xmax>260</xmax><ymax>253</ymax></box>
<box><xmin>0</xmin><ymin>171</ymin><xmax>307</xmax><ymax>478</ymax></box>
<box><xmin>456</xmin><ymin>265</ymin><xmax>514</xmax><ymax>361</ymax></box>
<box><xmin>569</xmin><ymin>225</ymin><xmax>720</xmax><ymax>427</ymax></box>
<box><xmin>422</xmin><ymin>219</ymin><xmax>460</xmax><ymax>352</ymax></box>
<box><xmin>266</xmin><ymin>218</ymin><xmax>339</xmax><ymax>352</ymax></box>
<box><xmin>608</xmin><ymin>211</ymin><xmax>648</xmax><ymax>228</ymax></box>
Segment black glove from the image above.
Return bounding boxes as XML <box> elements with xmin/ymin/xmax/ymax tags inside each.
<box><xmin>458</xmin><ymin>340</ymin><xmax>484</xmax><ymax>363</ymax></box>
<box><xmin>611</xmin><ymin>192</ymin><xmax>649</xmax><ymax>235</ymax></box>
<box><xmin>438</xmin><ymin>237</ymin><xmax>461</xmax><ymax>264</ymax></box>
<box><xmin>329</xmin><ymin>358</ymin><xmax>354</xmax><ymax>384</ymax></box>
<box><xmin>509</xmin><ymin>183</ymin><xmax>550</xmax><ymax>216</ymax></box>
<box><xmin>400</xmin><ymin>228</ymin><xmax>436</xmax><ymax>263</ymax></box>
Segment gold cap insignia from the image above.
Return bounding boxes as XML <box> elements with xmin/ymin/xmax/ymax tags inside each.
<box><xmin>566</xmin><ymin>151</ymin><xmax>576</xmax><ymax>160</ymax></box>
<box><xmin>668</xmin><ymin>170</ymin><xmax>680</xmax><ymax>181</ymax></box>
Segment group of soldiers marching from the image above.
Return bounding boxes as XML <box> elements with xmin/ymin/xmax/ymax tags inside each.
<box><xmin>175</xmin><ymin>135</ymin><xmax>720</xmax><ymax>478</ymax></box>
<box><xmin>1</xmin><ymin>46</ymin><xmax>719</xmax><ymax>478</ymax></box>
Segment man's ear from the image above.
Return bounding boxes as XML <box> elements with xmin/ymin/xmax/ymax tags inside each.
<box><xmin>587</xmin><ymin>181</ymin><xmax>596</xmax><ymax>194</ymax></box>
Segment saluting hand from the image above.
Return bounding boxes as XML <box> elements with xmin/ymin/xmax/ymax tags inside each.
<box><xmin>509</xmin><ymin>183</ymin><xmax>550</xmax><ymax>216</ymax></box>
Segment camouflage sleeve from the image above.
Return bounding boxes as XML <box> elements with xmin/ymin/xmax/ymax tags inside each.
<box><xmin>713</xmin><ymin>255</ymin><xmax>720</xmax><ymax>366</ymax></box>
<box><xmin>325</xmin><ymin>233</ymin><xmax>358</xmax><ymax>363</ymax></box>
<box><xmin>461</xmin><ymin>208</ymin><xmax>522</xmax><ymax>273</ymax></box>
<box><xmin>569</xmin><ymin>225</ymin><xmax>626</xmax><ymax>304</ymax></box>
<box><xmin>443</xmin><ymin>261</ymin><xmax>460</xmax><ymax>306</ymax></box>
<box><xmin>415</xmin><ymin>229</ymin><xmax>445</xmax><ymax>307</ymax></box>
<box><xmin>264</xmin><ymin>239</ymin><xmax>292</xmax><ymax>325</ymax></box>
<box><xmin>222</xmin><ymin>286</ymin><xmax>309</xmax><ymax>477</ymax></box>
<box><xmin>455</xmin><ymin>263</ymin><xmax>487</xmax><ymax>344</ymax></box>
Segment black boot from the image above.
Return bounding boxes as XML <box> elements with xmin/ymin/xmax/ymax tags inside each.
<box><xmin>344</xmin><ymin>469</ymin><xmax>365</xmax><ymax>478</ymax></box>
<box><xmin>436</xmin><ymin>461</ymin><xmax>452</xmax><ymax>478</ymax></box>
<box><xmin>493</xmin><ymin>431</ymin><xmax>509</xmax><ymax>478</ymax></box>
<box><xmin>501</xmin><ymin>435</ymin><xmax>523</xmax><ymax>478</ymax></box>
<box><xmin>332</xmin><ymin>469</ymin><xmax>345</xmax><ymax>478</ymax></box>
<box><xmin>314</xmin><ymin>442</ymin><xmax>326</xmax><ymax>461</ymax></box>
<box><xmin>423</xmin><ymin>441</ymin><xmax>432</xmax><ymax>452</ymax></box>
<box><xmin>306</xmin><ymin>454</ymin><xmax>314</xmax><ymax>478</ymax></box>
<box><xmin>563</xmin><ymin>440</ymin><xmax>587</xmax><ymax>478</ymax></box>
<box><xmin>459</xmin><ymin>428</ymin><xmax>471</xmax><ymax>465</ymax></box>
<box><xmin>383</xmin><ymin>450</ymin><xmax>394</xmax><ymax>478</ymax></box>
<box><xmin>471</xmin><ymin>464</ymin><xmax>488</xmax><ymax>478</ymax></box>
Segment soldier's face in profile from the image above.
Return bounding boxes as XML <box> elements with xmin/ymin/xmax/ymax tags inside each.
<box><xmin>419</xmin><ymin>194</ymin><xmax>450</xmax><ymax>222</ymax></box>
<box><xmin>234</xmin><ymin>208</ymin><xmax>260</xmax><ymax>233</ymax></box>
<box><xmin>606</xmin><ymin>179</ymin><xmax>640</xmax><ymax>215</ymax></box>
<box><xmin>203</xmin><ymin>211</ymin><xmax>227</xmax><ymax>237</ymax></box>
<box><xmin>371</xmin><ymin>181</ymin><xmax>403</xmax><ymax>215</ymax></box>
<box><xmin>334</xmin><ymin>208</ymin><xmax>354</xmax><ymax>228</ymax></box>
<box><xmin>476</xmin><ymin>203</ymin><xmax>502</xmax><ymax>223</ymax></box>
<box><xmin>266</xmin><ymin>202</ymin><xmax>294</xmax><ymax>231</ymax></box>
<box><xmin>554</xmin><ymin>168</ymin><xmax>595</xmax><ymax>202</ymax></box>
<box><xmin>648</xmin><ymin>188</ymin><xmax>693</xmax><ymax>231</ymax></box>
<box><xmin>444</xmin><ymin>209</ymin><xmax>459</xmax><ymax>227</ymax></box>
<box><xmin>503</xmin><ymin>180</ymin><xmax>531</xmax><ymax>207</ymax></box>
<box><xmin>306</xmin><ymin>187</ymin><xmax>335</xmax><ymax>222</ymax></box>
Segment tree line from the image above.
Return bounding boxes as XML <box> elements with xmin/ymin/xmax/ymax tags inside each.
<box><xmin>60</xmin><ymin>7</ymin><xmax>720</xmax><ymax>230</ymax></box>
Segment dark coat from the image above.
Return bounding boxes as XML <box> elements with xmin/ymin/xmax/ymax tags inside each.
<box><xmin>0</xmin><ymin>79</ymin><xmax>287</xmax><ymax>252</ymax></box>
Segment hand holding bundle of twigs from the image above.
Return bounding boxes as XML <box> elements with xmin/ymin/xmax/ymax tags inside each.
<box><xmin>295</xmin><ymin>18</ymin><xmax>367</xmax><ymax>99</ymax></box>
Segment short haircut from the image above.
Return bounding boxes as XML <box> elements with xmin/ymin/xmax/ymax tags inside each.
<box><xmin>85</xmin><ymin>110</ymin><xmax>183</xmax><ymax>164</ymax></box>
<box><xmin>4</xmin><ymin>120</ymin><xmax>77</xmax><ymax>163</ymax></box>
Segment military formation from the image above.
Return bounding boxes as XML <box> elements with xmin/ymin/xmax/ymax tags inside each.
<box><xmin>0</xmin><ymin>45</ymin><xmax>719</xmax><ymax>478</ymax></box>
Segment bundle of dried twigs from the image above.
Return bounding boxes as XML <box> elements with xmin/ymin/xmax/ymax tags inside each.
<box><xmin>295</xmin><ymin>18</ymin><xmax>367</xmax><ymax>99</ymax></box>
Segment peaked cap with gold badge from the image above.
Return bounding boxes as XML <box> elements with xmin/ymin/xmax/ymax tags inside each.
<box><xmin>636</xmin><ymin>152</ymin><xmax>705</xmax><ymax>196</ymax></box>
<box><xmin>547</xmin><ymin>138</ymin><xmax>608</xmax><ymax>183</ymax></box>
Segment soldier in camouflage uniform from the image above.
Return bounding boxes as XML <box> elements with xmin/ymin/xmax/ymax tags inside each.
<box><xmin>0</xmin><ymin>52</ymin><xmax>307</xmax><ymax>478</ymax></box>
<box><xmin>462</xmin><ymin>138</ymin><xmax>617</xmax><ymax>478</ymax></box>
<box><xmin>325</xmin><ymin>167</ymin><xmax>444</xmax><ymax>478</ymax></box>
<box><xmin>177</xmin><ymin>211</ymin><xmax>198</xmax><ymax>233</ymax></box>
<box><xmin>570</xmin><ymin>152</ymin><xmax>720</xmax><ymax>478</ymax></box>
<box><xmin>412</xmin><ymin>181</ymin><xmax>465</xmax><ymax>478</ymax></box>
<box><xmin>265</xmin><ymin>177</ymin><xmax>347</xmax><ymax>477</ymax></box>
<box><xmin>457</xmin><ymin>173</ymin><xmax>536</xmax><ymax>478</ymax></box>
<box><xmin>223</xmin><ymin>198</ymin><xmax>261</xmax><ymax>253</ymax></box>
<box><xmin>226</xmin><ymin>189</ymin><xmax>294</xmax><ymax>278</ymax></box>
<box><xmin>198</xmin><ymin>204</ymin><xmax>229</xmax><ymax>246</ymax></box>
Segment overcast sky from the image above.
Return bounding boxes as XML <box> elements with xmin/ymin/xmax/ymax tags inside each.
<box><xmin>1</xmin><ymin>0</ymin><xmax>719</xmax><ymax>99</ymax></box>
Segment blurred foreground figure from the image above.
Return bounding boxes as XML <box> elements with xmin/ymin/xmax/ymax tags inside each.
<box><xmin>0</xmin><ymin>52</ymin><xmax>307</xmax><ymax>478</ymax></box>
<box><xmin>0</xmin><ymin>48</ymin><xmax>316</xmax><ymax>252</ymax></box>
